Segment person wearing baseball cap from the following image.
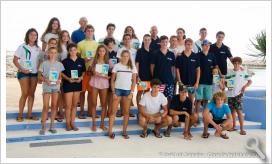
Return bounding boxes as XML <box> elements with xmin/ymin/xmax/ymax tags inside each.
<box><xmin>164</xmin><ymin>85</ymin><xmax>197</xmax><ymax>140</ymax></box>
<box><xmin>195</xmin><ymin>39</ymin><xmax>218</xmax><ymax>126</ymax></box>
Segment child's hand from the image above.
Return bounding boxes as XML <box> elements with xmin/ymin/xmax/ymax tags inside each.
<box><xmin>56</xmin><ymin>80</ymin><xmax>61</xmax><ymax>85</ymax></box>
<box><xmin>194</xmin><ymin>83</ymin><xmax>199</xmax><ymax>90</ymax></box>
<box><xmin>45</xmin><ymin>79</ymin><xmax>51</xmax><ymax>86</ymax></box>
<box><xmin>69</xmin><ymin>78</ymin><xmax>75</xmax><ymax>83</ymax></box>
<box><xmin>38</xmin><ymin>76</ymin><xmax>43</xmax><ymax>84</ymax></box>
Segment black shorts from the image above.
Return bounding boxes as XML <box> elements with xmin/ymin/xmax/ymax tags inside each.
<box><xmin>178</xmin><ymin>113</ymin><xmax>191</xmax><ymax>122</ymax></box>
<box><xmin>208</xmin><ymin>119</ymin><xmax>226</xmax><ymax>128</ymax></box>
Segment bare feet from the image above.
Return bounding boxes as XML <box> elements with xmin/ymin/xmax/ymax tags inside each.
<box><xmin>183</xmin><ymin>132</ymin><xmax>192</xmax><ymax>140</ymax></box>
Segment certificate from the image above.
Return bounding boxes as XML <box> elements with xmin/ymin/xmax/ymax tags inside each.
<box><xmin>86</xmin><ymin>50</ymin><xmax>95</xmax><ymax>59</ymax></box>
<box><xmin>95</xmin><ymin>64</ymin><xmax>109</xmax><ymax>76</ymax></box>
<box><xmin>226</xmin><ymin>79</ymin><xmax>235</xmax><ymax>88</ymax></box>
<box><xmin>110</xmin><ymin>59</ymin><xmax>117</xmax><ymax>65</ymax></box>
<box><xmin>71</xmin><ymin>70</ymin><xmax>79</xmax><ymax>79</ymax></box>
<box><xmin>213</xmin><ymin>75</ymin><xmax>220</xmax><ymax>84</ymax></box>
<box><xmin>22</xmin><ymin>60</ymin><xmax>33</xmax><ymax>71</ymax></box>
<box><xmin>49</xmin><ymin>70</ymin><xmax>59</xmax><ymax>84</ymax></box>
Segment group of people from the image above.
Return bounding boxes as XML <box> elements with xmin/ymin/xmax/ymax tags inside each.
<box><xmin>13</xmin><ymin>16</ymin><xmax>252</xmax><ymax>140</ymax></box>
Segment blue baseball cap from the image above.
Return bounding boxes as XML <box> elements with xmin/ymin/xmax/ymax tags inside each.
<box><xmin>201</xmin><ymin>39</ymin><xmax>211</xmax><ymax>45</ymax></box>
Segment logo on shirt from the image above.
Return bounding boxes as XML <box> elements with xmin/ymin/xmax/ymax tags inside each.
<box><xmin>78</xmin><ymin>64</ymin><xmax>82</xmax><ymax>68</ymax></box>
<box><xmin>190</xmin><ymin>59</ymin><xmax>196</xmax><ymax>62</ymax></box>
<box><xmin>220</xmin><ymin>51</ymin><xmax>226</xmax><ymax>54</ymax></box>
<box><xmin>167</xmin><ymin>57</ymin><xmax>173</xmax><ymax>61</ymax></box>
<box><xmin>182</xmin><ymin>107</ymin><xmax>188</xmax><ymax>111</ymax></box>
<box><xmin>208</xmin><ymin>59</ymin><xmax>213</xmax><ymax>62</ymax></box>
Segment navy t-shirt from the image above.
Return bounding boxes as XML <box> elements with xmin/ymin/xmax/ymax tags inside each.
<box><xmin>175</xmin><ymin>52</ymin><xmax>200</xmax><ymax>86</ymax></box>
<box><xmin>108</xmin><ymin>50</ymin><xmax>118</xmax><ymax>76</ymax></box>
<box><xmin>209</xmin><ymin>43</ymin><xmax>232</xmax><ymax>75</ymax></box>
<box><xmin>62</xmin><ymin>57</ymin><xmax>86</xmax><ymax>93</ymax></box>
<box><xmin>151</xmin><ymin>49</ymin><xmax>175</xmax><ymax>84</ymax></box>
<box><xmin>150</xmin><ymin>37</ymin><xmax>160</xmax><ymax>51</ymax></box>
<box><xmin>198</xmin><ymin>52</ymin><xmax>217</xmax><ymax>85</ymax></box>
<box><xmin>135</xmin><ymin>47</ymin><xmax>152</xmax><ymax>81</ymax></box>
<box><xmin>170</xmin><ymin>95</ymin><xmax>192</xmax><ymax>117</ymax></box>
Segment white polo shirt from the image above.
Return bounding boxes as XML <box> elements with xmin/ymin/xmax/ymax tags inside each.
<box><xmin>139</xmin><ymin>91</ymin><xmax>168</xmax><ymax>114</ymax></box>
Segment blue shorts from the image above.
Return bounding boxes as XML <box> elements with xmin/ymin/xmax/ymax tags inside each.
<box><xmin>17</xmin><ymin>72</ymin><xmax>38</xmax><ymax>80</ymax></box>
<box><xmin>196</xmin><ymin>84</ymin><xmax>213</xmax><ymax>100</ymax></box>
<box><xmin>115</xmin><ymin>89</ymin><xmax>131</xmax><ymax>97</ymax></box>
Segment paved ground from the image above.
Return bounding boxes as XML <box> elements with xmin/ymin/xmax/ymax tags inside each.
<box><xmin>6</xmin><ymin>129</ymin><xmax>265</xmax><ymax>158</ymax></box>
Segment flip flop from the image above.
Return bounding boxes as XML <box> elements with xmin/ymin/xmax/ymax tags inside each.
<box><xmin>140</xmin><ymin>130</ymin><xmax>150</xmax><ymax>138</ymax></box>
<box><xmin>16</xmin><ymin>116</ymin><xmax>24</xmax><ymax>122</ymax></box>
<box><xmin>163</xmin><ymin>130</ymin><xmax>171</xmax><ymax>137</ymax></box>
<box><xmin>48</xmin><ymin>129</ymin><xmax>57</xmax><ymax>134</ymax></box>
<box><xmin>228</xmin><ymin>128</ymin><xmax>238</xmax><ymax>132</ymax></box>
<box><xmin>152</xmin><ymin>130</ymin><xmax>162</xmax><ymax>138</ymax></box>
<box><xmin>26</xmin><ymin>116</ymin><xmax>39</xmax><ymax>121</ymax></box>
<box><xmin>220</xmin><ymin>133</ymin><xmax>229</xmax><ymax>139</ymax></box>
<box><xmin>201</xmin><ymin>133</ymin><xmax>210</xmax><ymax>139</ymax></box>
<box><xmin>240</xmin><ymin>130</ymin><xmax>247</xmax><ymax>135</ymax></box>
<box><xmin>109</xmin><ymin>133</ymin><xmax>115</xmax><ymax>139</ymax></box>
<box><xmin>39</xmin><ymin>129</ymin><xmax>45</xmax><ymax>135</ymax></box>
<box><xmin>122</xmin><ymin>133</ymin><xmax>130</xmax><ymax>139</ymax></box>
<box><xmin>78</xmin><ymin>114</ymin><xmax>86</xmax><ymax>119</ymax></box>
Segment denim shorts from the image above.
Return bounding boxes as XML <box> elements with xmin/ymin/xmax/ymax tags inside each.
<box><xmin>115</xmin><ymin>89</ymin><xmax>131</xmax><ymax>97</ymax></box>
<box><xmin>17</xmin><ymin>72</ymin><xmax>38</xmax><ymax>80</ymax></box>
<box><xmin>43</xmin><ymin>85</ymin><xmax>60</xmax><ymax>94</ymax></box>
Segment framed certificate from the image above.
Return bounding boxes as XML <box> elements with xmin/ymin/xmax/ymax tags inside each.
<box><xmin>71</xmin><ymin>70</ymin><xmax>79</xmax><ymax>79</ymax></box>
<box><xmin>95</xmin><ymin>64</ymin><xmax>109</xmax><ymax>76</ymax></box>
<box><xmin>86</xmin><ymin>50</ymin><xmax>95</xmax><ymax>59</ymax></box>
<box><xmin>213</xmin><ymin>75</ymin><xmax>220</xmax><ymax>84</ymax></box>
<box><xmin>110</xmin><ymin>59</ymin><xmax>117</xmax><ymax>65</ymax></box>
<box><xmin>49</xmin><ymin>70</ymin><xmax>59</xmax><ymax>84</ymax></box>
<box><xmin>22</xmin><ymin>60</ymin><xmax>33</xmax><ymax>71</ymax></box>
<box><xmin>226</xmin><ymin>79</ymin><xmax>235</xmax><ymax>88</ymax></box>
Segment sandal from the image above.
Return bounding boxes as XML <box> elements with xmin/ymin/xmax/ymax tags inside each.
<box><xmin>228</xmin><ymin>128</ymin><xmax>238</xmax><ymax>132</ymax></box>
<box><xmin>152</xmin><ymin>130</ymin><xmax>162</xmax><ymax>138</ymax></box>
<box><xmin>39</xmin><ymin>129</ymin><xmax>45</xmax><ymax>135</ymax></box>
<box><xmin>240</xmin><ymin>130</ymin><xmax>247</xmax><ymax>135</ymax></box>
<box><xmin>78</xmin><ymin>114</ymin><xmax>86</xmax><ymax>119</ymax></box>
<box><xmin>122</xmin><ymin>133</ymin><xmax>130</xmax><ymax>139</ymax></box>
<box><xmin>163</xmin><ymin>130</ymin><xmax>171</xmax><ymax>137</ymax></box>
<box><xmin>72</xmin><ymin>127</ymin><xmax>79</xmax><ymax>131</ymax></box>
<box><xmin>201</xmin><ymin>133</ymin><xmax>210</xmax><ymax>139</ymax></box>
<box><xmin>109</xmin><ymin>133</ymin><xmax>115</xmax><ymax>139</ymax></box>
<box><xmin>27</xmin><ymin>116</ymin><xmax>39</xmax><ymax>121</ymax></box>
<box><xmin>48</xmin><ymin>129</ymin><xmax>57</xmax><ymax>134</ymax></box>
<box><xmin>16</xmin><ymin>116</ymin><xmax>24</xmax><ymax>122</ymax></box>
<box><xmin>56</xmin><ymin>118</ymin><xmax>63</xmax><ymax>122</ymax></box>
<box><xmin>140</xmin><ymin>130</ymin><xmax>149</xmax><ymax>138</ymax></box>
<box><xmin>129</xmin><ymin>113</ymin><xmax>135</xmax><ymax>117</ymax></box>
<box><xmin>66</xmin><ymin>126</ymin><xmax>72</xmax><ymax>131</ymax></box>
<box><xmin>220</xmin><ymin>133</ymin><xmax>229</xmax><ymax>139</ymax></box>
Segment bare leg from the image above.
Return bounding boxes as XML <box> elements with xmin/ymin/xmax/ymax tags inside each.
<box><xmin>64</xmin><ymin>92</ymin><xmax>73</xmax><ymax>130</ymax></box>
<box><xmin>90</xmin><ymin>87</ymin><xmax>99</xmax><ymax>131</ymax></box>
<box><xmin>99</xmin><ymin>89</ymin><xmax>108</xmax><ymax>131</ymax></box>
<box><xmin>50</xmin><ymin>92</ymin><xmax>59</xmax><ymax>130</ymax></box>
<box><xmin>108</xmin><ymin>95</ymin><xmax>121</xmax><ymax>135</ymax></box>
<box><xmin>71</xmin><ymin>92</ymin><xmax>80</xmax><ymax>130</ymax></box>
<box><xmin>27</xmin><ymin>78</ymin><xmax>38</xmax><ymax>118</ymax></box>
<box><xmin>18</xmin><ymin>78</ymin><xmax>30</xmax><ymax>119</ymax></box>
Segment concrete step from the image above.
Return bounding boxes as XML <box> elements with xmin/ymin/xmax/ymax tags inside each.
<box><xmin>6</xmin><ymin>120</ymin><xmax>262</xmax><ymax>143</ymax></box>
<box><xmin>6</xmin><ymin>107</ymin><xmax>138</xmax><ymax>119</ymax></box>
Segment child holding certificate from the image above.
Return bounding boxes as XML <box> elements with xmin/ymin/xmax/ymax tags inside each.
<box><xmin>89</xmin><ymin>45</ymin><xmax>110</xmax><ymax>131</ymax></box>
<box><xmin>61</xmin><ymin>43</ymin><xmax>85</xmax><ymax>131</ymax></box>
<box><xmin>38</xmin><ymin>47</ymin><xmax>65</xmax><ymax>135</ymax></box>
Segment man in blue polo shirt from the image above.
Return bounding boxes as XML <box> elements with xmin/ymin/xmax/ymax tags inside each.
<box><xmin>151</xmin><ymin>35</ymin><xmax>175</xmax><ymax>106</ymax></box>
<box><xmin>175</xmin><ymin>38</ymin><xmax>200</xmax><ymax>106</ymax></box>
<box><xmin>71</xmin><ymin>17</ymin><xmax>95</xmax><ymax>44</ymax></box>
<box><xmin>195</xmin><ymin>39</ymin><xmax>218</xmax><ymax>124</ymax></box>
<box><xmin>209</xmin><ymin>31</ymin><xmax>232</xmax><ymax>76</ymax></box>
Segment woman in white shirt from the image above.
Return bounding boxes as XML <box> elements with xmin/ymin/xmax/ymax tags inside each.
<box><xmin>108</xmin><ymin>50</ymin><xmax>137</xmax><ymax>139</ymax></box>
<box><xmin>13</xmin><ymin>28</ymin><xmax>42</xmax><ymax>122</ymax></box>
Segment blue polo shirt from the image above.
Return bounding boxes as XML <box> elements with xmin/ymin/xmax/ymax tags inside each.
<box><xmin>151</xmin><ymin>49</ymin><xmax>175</xmax><ymax>84</ymax></box>
<box><xmin>206</xmin><ymin>101</ymin><xmax>231</xmax><ymax>120</ymax></box>
<box><xmin>175</xmin><ymin>52</ymin><xmax>200</xmax><ymax>86</ymax></box>
<box><xmin>71</xmin><ymin>28</ymin><xmax>95</xmax><ymax>44</ymax></box>
<box><xmin>209</xmin><ymin>43</ymin><xmax>232</xmax><ymax>75</ymax></box>
<box><xmin>198</xmin><ymin>51</ymin><xmax>217</xmax><ymax>85</ymax></box>
<box><xmin>62</xmin><ymin>57</ymin><xmax>86</xmax><ymax>93</ymax></box>
<box><xmin>136</xmin><ymin>47</ymin><xmax>152</xmax><ymax>81</ymax></box>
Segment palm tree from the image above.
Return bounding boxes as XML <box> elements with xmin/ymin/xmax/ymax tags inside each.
<box><xmin>247</xmin><ymin>30</ymin><xmax>266</xmax><ymax>64</ymax></box>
